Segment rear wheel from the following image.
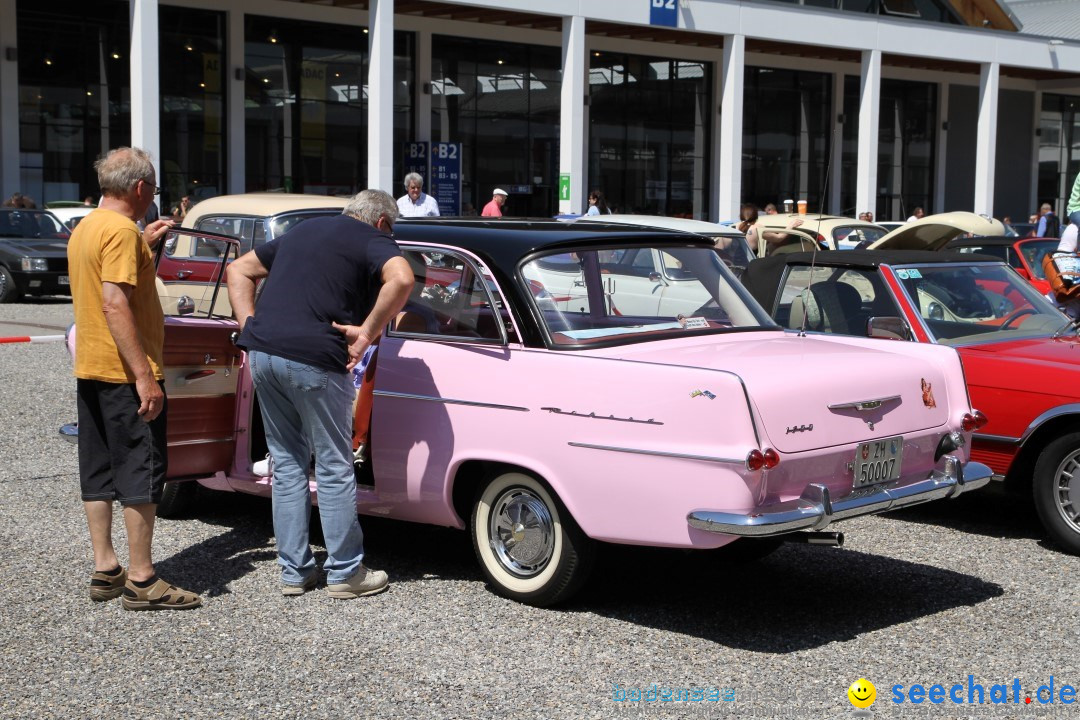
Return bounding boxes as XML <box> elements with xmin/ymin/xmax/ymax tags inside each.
<box><xmin>1032</xmin><ymin>432</ymin><xmax>1080</xmax><ymax>555</ymax></box>
<box><xmin>470</xmin><ymin>471</ymin><xmax>594</xmax><ymax>606</ymax></box>
<box><xmin>157</xmin><ymin>480</ymin><xmax>198</xmax><ymax>519</ymax></box>
<box><xmin>0</xmin><ymin>266</ymin><xmax>20</xmax><ymax>303</ymax></box>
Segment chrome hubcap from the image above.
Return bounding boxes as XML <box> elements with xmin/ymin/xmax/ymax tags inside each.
<box><xmin>489</xmin><ymin>488</ymin><xmax>555</xmax><ymax>577</ymax></box>
<box><xmin>1053</xmin><ymin>450</ymin><xmax>1080</xmax><ymax>534</ymax></box>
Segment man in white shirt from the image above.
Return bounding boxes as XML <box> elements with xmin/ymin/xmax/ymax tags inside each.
<box><xmin>397</xmin><ymin>173</ymin><xmax>440</xmax><ymax>217</ymax></box>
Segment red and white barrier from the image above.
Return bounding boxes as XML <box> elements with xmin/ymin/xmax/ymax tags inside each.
<box><xmin>0</xmin><ymin>334</ymin><xmax>66</xmax><ymax>345</ymax></box>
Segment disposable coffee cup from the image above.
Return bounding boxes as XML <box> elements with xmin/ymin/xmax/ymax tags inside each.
<box><xmin>797</xmin><ymin>199</ymin><xmax>807</xmax><ymax>215</ymax></box>
<box><xmin>783</xmin><ymin>199</ymin><xmax>794</xmax><ymax>213</ymax></box>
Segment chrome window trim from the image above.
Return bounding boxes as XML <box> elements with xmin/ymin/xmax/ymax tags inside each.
<box><xmin>568</xmin><ymin>442</ymin><xmax>743</xmax><ymax>465</ymax></box>
<box><xmin>373</xmin><ymin>390</ymin><xmax>528</xmax><ymax>412</ymax></box>
<box><xmin>386</xmin><ymin>244</ymin><xmax>509</xmax><ymax>346</ymax></box>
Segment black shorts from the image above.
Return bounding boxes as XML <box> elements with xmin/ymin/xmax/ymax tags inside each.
<box><xmin>76</xmin><ymin>379</ymin><xmax>168</xmax><ymax>506</ymax></box>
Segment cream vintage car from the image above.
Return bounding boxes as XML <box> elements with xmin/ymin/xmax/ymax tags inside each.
<box><xmin>754</xmin><ymin>213</ymin><xmax>888</xmax><ymax>252</ymax></box>
<box><xmin>156</xmin><ymin>193</ymin><xmax>349</xmax><ymax>316</ymax></box>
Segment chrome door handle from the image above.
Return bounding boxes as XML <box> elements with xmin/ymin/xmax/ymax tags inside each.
<box><xmin>176</xmin><ymin>270</ymin><xmax>193</xmax><ymax>279</ymax></box>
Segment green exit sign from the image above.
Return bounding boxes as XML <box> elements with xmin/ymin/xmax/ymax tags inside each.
<box><xmin>559</xmin><ymin>174</ymin><xmax>571</xmax><ymax>202</ymax></box>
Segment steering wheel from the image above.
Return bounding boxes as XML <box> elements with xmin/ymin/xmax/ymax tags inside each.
<box><xmin>999</xmin><ymin>306</ymin><xmax>1037</xmax><ymax>330</ymax></box>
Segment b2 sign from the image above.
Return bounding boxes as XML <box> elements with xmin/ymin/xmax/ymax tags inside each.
<box><xmin>649</xmin><ymin>0</ymin><xmax>677</xmax><ymax>28</ymax></box>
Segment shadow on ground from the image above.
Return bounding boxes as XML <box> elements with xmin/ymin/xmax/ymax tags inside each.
<box><xmin>158</xmin><ymin>487</ymin><xmax>1004</xmax><ymax>652</ymax></box>
<box><xmin>881</xmin><ymin>483</ymin><xmax>1070</xmax><ymax>555</ymax></box>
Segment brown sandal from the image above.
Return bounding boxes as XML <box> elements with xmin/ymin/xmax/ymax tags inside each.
<box><xmin>121</xmin><ymin>577</ymin><xmax>202</xmax><ymax>611</ymax></box>
<box><xmin>89</xmin><ymin>567</ymin><xmax>127</xmax><ymax>602</ymax></box>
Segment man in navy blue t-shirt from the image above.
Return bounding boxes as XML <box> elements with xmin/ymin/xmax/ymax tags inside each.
<box><xmin>227</xmin><ymin>189</ymin><xmax>412</xmax><ymax>599</ymax></box>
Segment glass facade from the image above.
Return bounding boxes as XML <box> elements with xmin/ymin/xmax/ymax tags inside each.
<box><xmin>741</xmin><ymin>67</ymin><xmax>832</xmax><ymax>214</ymax></box>
<box><xmin>589</xmin><ymin>53</ymin><xmax>711</xmax><ymax>218</ymax></box>
<box><xmin>765</xmin><ymin>0</ymin><xmax>962</xmax><ymax>24</ymax></box>
<box><xmin>431</xmin><ymin>36</ymin><xmax>561</xmax><ymax>217</ymax></box>
<box><xmin>159</xmin><ymin>7</ymin><xmax>226</xmax><ymax>213</ymax></box>
<box><xmin>1037</xmin><ymin>94</ymin><xmax>1080</xmax><ymax>217</ymax></box>
<box><xmin>244</xmin><ymin>16</ymin><xmax>414</xmax><ymax>196</ymax></box>
<box><xmin>16</xmin><ymin>0</ymin><xmax>130</xmax><ymax>204</ymax></box>
<box><xmin>876</xmin><ymin>79</ymin><xmax>936</xmax><ymax>220</ymax></box>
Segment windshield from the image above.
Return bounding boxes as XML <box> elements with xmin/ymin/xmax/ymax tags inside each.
<box><xmin>0</xmin><ymin>209</ymin><xmax>68</xmax><ymax>239</ymax></box>
<box><xmin>520</xmin><ymin>245</ymin><xmax>776</xmax><ymax>347</ymax></box>
<box><xmin>1018</xmin><ymin>239</ymin><xmax>1059</xmax><ymax>279</ymax></box>
<box><xmin>893</xmin><ymin>263</ymin><xmax>1067</xmax><ymax>345</ymax></box>
<box><xmin>267</xmin><ymin>210</ymin><xmax>343</xmax><ymax>240</ymax></box>
<box><xmin>834</xmin><ymin>226</ymin><xmax>888</xmax><ymax>247</ymax></box>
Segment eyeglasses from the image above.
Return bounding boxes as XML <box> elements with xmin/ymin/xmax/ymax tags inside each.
<box><xmin>141</xmin><ymin>179</ymin><xmax>161</xmax><ymax>196</ymax></box>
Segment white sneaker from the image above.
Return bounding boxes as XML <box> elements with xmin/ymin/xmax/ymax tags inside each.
<box><xmin>327</xmin><ymin>565</ymin><xmax>389</xmax><ymax>599</ymax></box>
<box><xmin>252</xmin><ymin>454</ymin><xmax>273</xmax><ymax>477</ymax></box>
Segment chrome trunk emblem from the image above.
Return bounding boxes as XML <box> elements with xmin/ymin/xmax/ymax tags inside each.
<box><xmin>786</xmin><ymin>424</ymin><xmax>814</xmax><ymax>434</ymax></box>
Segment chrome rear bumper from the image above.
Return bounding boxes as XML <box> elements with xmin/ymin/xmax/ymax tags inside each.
<box><xmin>687</xmin><ymin>456</ymin><xmax>992</xmax><ymax>537</ymax></box>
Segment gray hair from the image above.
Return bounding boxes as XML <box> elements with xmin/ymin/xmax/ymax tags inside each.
<box><xmin>94</xmin><ymin>147</ymin><xmax>155</xmax><ymax>197</ymax></box>
<box><xmin>403</xmin><ymin>172</ymin><xmax>424</xmax><ymax>189</ymax></box>
<box><xmin>343</xmin><ymin>189</ymin><xmax>399</xmax><ymax>227</ymax></box>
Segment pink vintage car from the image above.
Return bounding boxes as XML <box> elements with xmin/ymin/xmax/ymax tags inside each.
<box><xmin>70</xmin><ymin>219</ymin><xmax>992</xmax><ymax>606</ymax></box>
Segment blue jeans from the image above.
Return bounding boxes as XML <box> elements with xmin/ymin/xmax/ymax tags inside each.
<box><xmin>1070</xmin><ymin>210</ymin><xmax>1080</xmax><ymax>229</ymax></box>
<box><xmin>249</xmin><ymin>350</ymin><xmax>363</xmax><ymax>585</ymax></box>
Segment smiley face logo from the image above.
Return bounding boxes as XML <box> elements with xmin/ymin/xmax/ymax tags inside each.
<box><xmin>848</xmin><ymin>678</ymin><xmax>876</xmax><ymax>709</ymax></box>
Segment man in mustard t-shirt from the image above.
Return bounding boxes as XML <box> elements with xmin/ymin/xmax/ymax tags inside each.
<box><xmin>68</xmin><ymin>147</ymin><xmax>200</xmax><ymax>611</ymax></box>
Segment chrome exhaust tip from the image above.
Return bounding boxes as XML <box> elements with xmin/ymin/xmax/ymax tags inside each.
<box><xmin>785</xmin><ymin>531</ymin><xmax>844</xmax><ymax>547</ymax></box>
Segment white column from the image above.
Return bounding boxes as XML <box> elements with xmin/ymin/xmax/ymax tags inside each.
<box><xmin>226</xmin><ymin>9</ymin><xmax>245</xmax><ymax>194</ymax></box>
<box><xmin>829</xmin><ymin>73</ymin><xmax>843</xmax><ymax>215</ymax></box>
<box><xmin>0</xmin><ymin>0</ymin><xmax>21</xmax><ymax>198</ymax></box>
<box><xmin>416</xmin><ymin>29</ymin><xmax>432</xmax><ymax>144</ymax></box>
<box><xmin>934</xmin><ymin>82</ymin><xmax>948</xmax><ymax>213</ymax></box>
<box><xmin>855</xmin><ymin>50</ymin><xmax>881</xmax><ymax>219</ymax></box>
<box><xmin>558</xmin><ymin>14</ymin><xmax>586</xmax><ymax>215</ymax></box>
<box><xmin>367</xmin><ymin>0</ymin><xmax>394</xmax><ymax>193</ymax></box>
<box><xmin>973</xmin><ymin>61</ymin><xmax>999</xmax><ymax>217</ymax></box>
<box><xmin>717</xmin><ymin>34</ymin><xmax>744</xmax><ymax>223</ymax></box>
<box><xmin>130</xmin><ymin>0</ymin><xmax>160</xmax><ymax>198</ymax></box>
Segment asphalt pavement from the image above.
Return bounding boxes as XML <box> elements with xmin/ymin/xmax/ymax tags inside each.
<box><xmin>0</xmin><ymin>299</ymin><xmax>1077</xmax><ymax>719</ymax></box>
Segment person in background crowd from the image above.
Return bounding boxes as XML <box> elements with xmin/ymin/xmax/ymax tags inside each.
<box><xmin>67</xmin><ymin>147</ymin><xmax>198</xmax><ymax>611</ymax></box>
<box><xmin>4</xmin><ymin>192</ymin><xmax>37</xmax><ymax>209</ymax></box>
<box><xmin>1037</xmin><ymin>202</ymin><xmax>1061</xmax><ymax>238</ymax></box>
<box><xmin>865</xmin><ymin>211</ymin><xmax>874</xmax><ymax>223</ymax></box>
<box><xmin>1067</xmin><ymin>170</ymin><xmax>1080</xmax><ymax>229</ymax></box>
<box><xmin>396</xmin><ymin>173</ymin><xmax>440</xmax><ymax>217</ymax></box>
<box><xmin>481</xmin><ymin>188</ymin><xmax>508</xmax><ymax>217</ymax></box>
<box><xmin>586</xmin><ymin>190</ymin><xmax>610</xmax><ymax>216</ymax></box>
<box><xmin>907</xmin><ymin>207</ymin><xmax>925</xmax><ymax>222</ymax></box>
<box><xmin>763</xmin><ymin>203</ymin><xmax>778</xmax><ymax>215</ymax></box>
<box><xmin>83</xmin><ymin>196</ymin><xmax>95</xmax><ymax>206</ymax></box>
<box><xmin>736</xmin><ymin>203</ymin><xmax>758</xmax><ymax>236</ymax></box>
<box><xmin>227</xmin><ymin>189</ymin><xmax>412</xmax><ymax>599</ymax></box>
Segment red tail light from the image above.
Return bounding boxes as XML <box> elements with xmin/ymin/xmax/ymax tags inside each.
<box><xmin>972</xmin><ymin>410</ymin><xmax>988</xmax><ymax>429</ymax></box>
<box><xmin>747</xmin><ymin>448</ymin><xmax>780</xmax><ymax>471</ymax></box>
<box><xmin>763</xmin><ymin>448</ymin><xmax>780</xmax><ymax>469</ymax></box>
<box><xmin>961</xmin><ymin>413</ymin><xmax>977</xmax><ymax>432</ymax></box>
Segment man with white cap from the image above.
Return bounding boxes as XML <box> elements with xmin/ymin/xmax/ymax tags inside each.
<box><xmin>481</xmin><ymin>188</ymin><xmax>508</xmax><ymax>217</ymax></box>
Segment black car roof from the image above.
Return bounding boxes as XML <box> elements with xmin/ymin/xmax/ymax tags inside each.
<box><xmin>389</xmin><ymin>218</ymin><xmax>717</xmax><ymax>347</ymax></box>
<box><xmin>392</xmin><ymin>218</ymin><xmax>715</xmax><ymax>270</ymax></box>
<box><xmin>741</xmin><ymin>249</ymin><xmax>1003</xmax><ymax>310</ymax></box>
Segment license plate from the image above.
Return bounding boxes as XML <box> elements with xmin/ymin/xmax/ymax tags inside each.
<box><xmin>854</xmin><ymin>436</ymin><xmax>903</xmax><ymax>487</ymax></box>
<box><xmin>58</xmin><ymin>276</ymin><xmax>70</xmax><ymax>285</ymax></box>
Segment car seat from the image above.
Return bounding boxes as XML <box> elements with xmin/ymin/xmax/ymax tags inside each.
<box><xmin>395</xmin><ymin>253</ymin><xmax>441</xmax><ymax>334</ymax></box>
<box><xmin>810</xmin><ymin>282</ymin><xmax>867</xmax><ymax>336</ymax></box>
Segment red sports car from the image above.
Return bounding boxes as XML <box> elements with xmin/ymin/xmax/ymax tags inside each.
<box><xmin>945</xmin><ymin>235</ymin><xmax>1060</xmax><ymax>296</ymax></box>
<box><xmin>743</xmin><ymin>249</ymin><xmax>1080</xmax><ymax>555</ymax></box>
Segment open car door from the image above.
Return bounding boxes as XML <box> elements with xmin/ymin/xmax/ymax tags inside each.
<box><xmin>154</xmin><ymin>229</ymin><xmax>242</xmax><ymax>479</ymax></box>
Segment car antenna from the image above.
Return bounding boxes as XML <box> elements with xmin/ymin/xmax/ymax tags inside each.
<box><xmin>797</xmin><ymin>124</ymin><xmax>839</xmax><ymax>337</ymax></box>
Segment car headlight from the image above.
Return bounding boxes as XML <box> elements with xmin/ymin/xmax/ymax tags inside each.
<box><xmin>20</xmin><ymin>257</ymin><xmax>48</xmax><ymax>272</ymax></box>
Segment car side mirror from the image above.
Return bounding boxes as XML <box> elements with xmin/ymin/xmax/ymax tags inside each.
<box><xmin>867</xmin><ymin>316</ymin><xmax>911</xmax><ymax>340</ymax></box>
<box><xmin>648</xmin><ymin>272</ymin><xmax>662</xmax><ymax>283</ymax></box>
